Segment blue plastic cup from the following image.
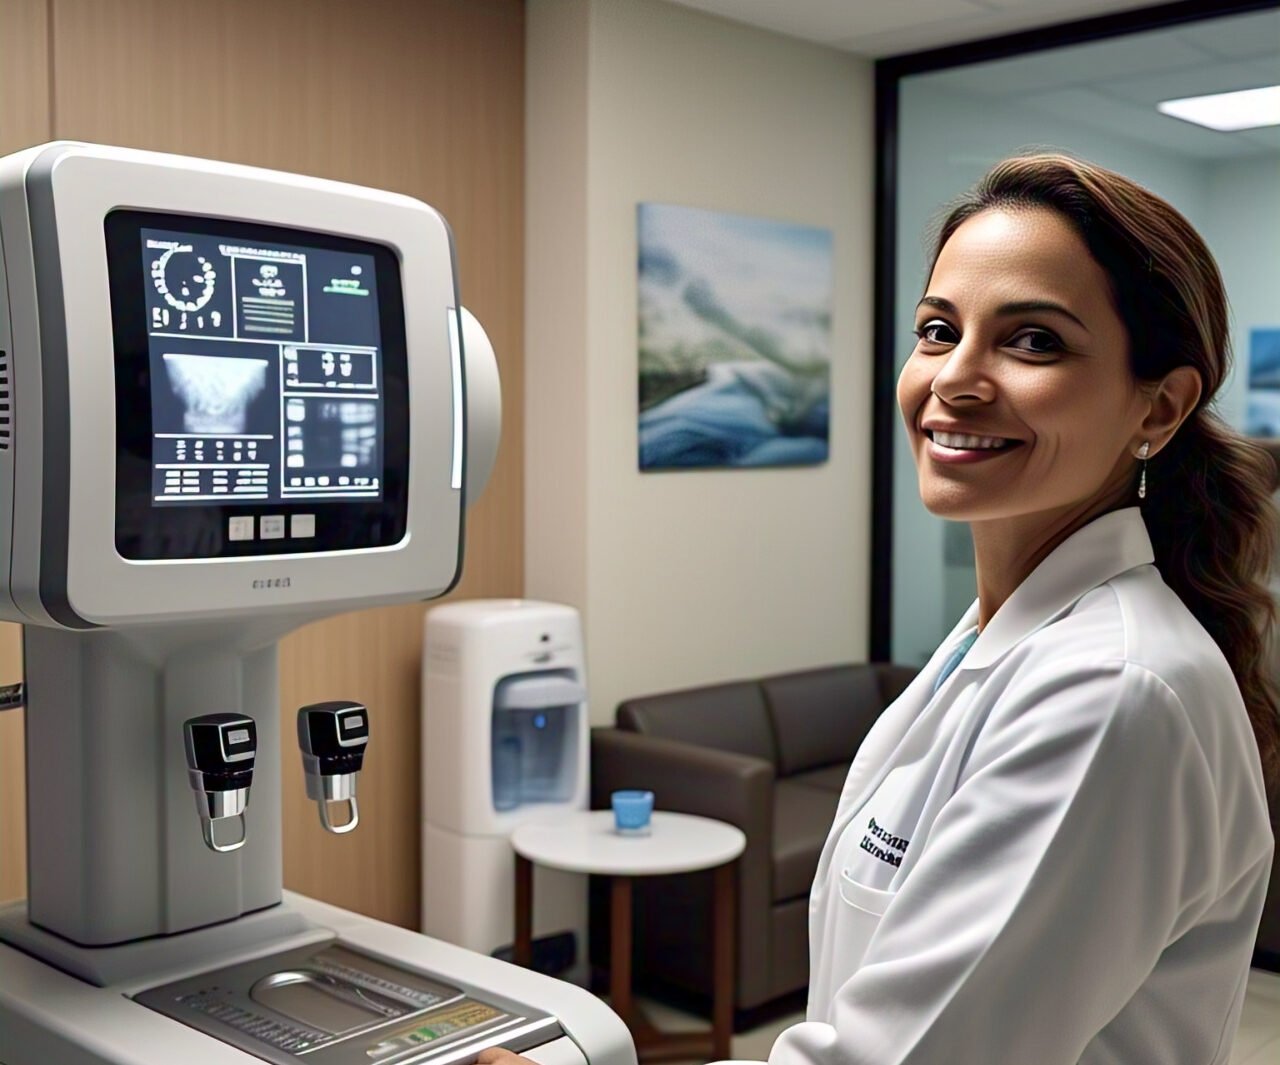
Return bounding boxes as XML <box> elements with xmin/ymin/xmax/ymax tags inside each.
<box><xmin>611</xmin><ymin>790</ymin><xmax>654</xmax><ymax>835</ymax></box>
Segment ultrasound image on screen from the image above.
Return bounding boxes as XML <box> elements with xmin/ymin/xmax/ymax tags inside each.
<box><xmin>143</xmin><ymin>228</ymin><xmax>385</xmax><ymax>505</ymax></box>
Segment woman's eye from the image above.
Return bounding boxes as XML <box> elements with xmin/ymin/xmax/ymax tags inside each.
<box><xmin>914</xmin><ymin>319</ymin><xmax>957</xmax><ymax>345</ymax></box>
<box><xmin>1009</xmin><ymin>329</ymin><xmax>1062</xmax><ymax>355</ymax></box>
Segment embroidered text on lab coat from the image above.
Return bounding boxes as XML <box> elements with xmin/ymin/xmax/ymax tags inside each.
<box><xmin>859</xmin><ymin>816</ymin><xmax>909</xmax><ymax>867</ymax></box>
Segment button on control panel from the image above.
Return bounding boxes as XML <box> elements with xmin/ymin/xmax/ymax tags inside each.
<box><xmin>291</xmin><ymin>514</ymin><xmax>315</xmax><ymax>539</ymax></box>
<box><xmin>260</xmin><ymin>515</ymin><xmax>285</xmax><ymax>540</ymax></box>
<box><xmin>228</xmin><ymin>516</ymin><xmax>255</xmax><ymax>542</ymax></box>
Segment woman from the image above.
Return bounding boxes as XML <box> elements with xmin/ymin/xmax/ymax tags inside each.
<box><xmin>763</xmin><ymin>153</ymin><xmax>1277</xmax><ymax>1065</ymax></box>
<box><xmin>483</xmin><ymin>154</ymin><xmax>1277</xmax><ymax>1065</ymax></box>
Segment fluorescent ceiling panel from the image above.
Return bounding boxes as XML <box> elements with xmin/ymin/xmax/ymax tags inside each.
<box><xmin>1157</xmin><ymin>85</ymin><xmax>1280</xmax><ymax>131</ymax></box>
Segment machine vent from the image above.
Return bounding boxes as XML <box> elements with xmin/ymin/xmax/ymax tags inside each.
<box><xmin>0</xmin><ymin>350</ymin><xmax>9</xmax><ymax>449</ymax></box>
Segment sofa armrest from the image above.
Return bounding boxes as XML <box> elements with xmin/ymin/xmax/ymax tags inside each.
<box><xmin>589</xmin><ymin>727</ymin><xmax>775</xmax><ymax>837</ymax></box>
<box><xmin>874</xmin><ymin>662</ymin><xmax>919</xmax><ymax>707</ymax></box>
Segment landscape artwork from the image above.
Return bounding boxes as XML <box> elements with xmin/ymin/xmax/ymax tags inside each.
<box><xmin>1245</xmin><ymin>328</ymin><xmax>1280</xmax><ymax>439</ymax></box>
<box><xmin>637</xmin><ymin>203</ymin><xmax>832</xmax><ymax>471</ymax></box>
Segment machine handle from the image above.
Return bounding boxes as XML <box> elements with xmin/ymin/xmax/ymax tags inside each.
<box><xmin>184</xmin><ymin>713</ymin><xmax>257</xmax><ymax>854</ymax></box>
<box><xmin>298</xmin><ymin>701</ymin><xmax>368</xmax><ymax>834</ymax></box>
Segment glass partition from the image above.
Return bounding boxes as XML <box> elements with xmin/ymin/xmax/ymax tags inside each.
<box><xmin>874</xmin><ymin>3</ymin><xmax>1280</xmax><ymax>666</ymax></box>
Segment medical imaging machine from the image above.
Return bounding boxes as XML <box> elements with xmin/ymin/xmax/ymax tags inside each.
<box><xmin>0</xmin><ymin>142</ymin><xmax>633</xmax><ymax>1065</ymax></box>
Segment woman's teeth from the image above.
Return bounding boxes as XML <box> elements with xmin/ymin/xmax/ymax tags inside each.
<box><xmin>931</xmin><ymin>431</ymin><xmax>1012</xmax><ymax>450</ymax></box>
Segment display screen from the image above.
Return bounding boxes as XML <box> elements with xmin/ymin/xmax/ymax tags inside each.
<box><xmin>106</xmin><ymin>211</ymin><xmax>413</xmax><ymax>560</ymax></box>
<box><xmin>143</xmin><ymin>227</ymin><xmax>384</xmax><ymax>505</ymax></box>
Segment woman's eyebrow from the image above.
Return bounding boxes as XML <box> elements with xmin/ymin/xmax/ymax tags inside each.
<box><xmin>916</xmin><ymin>295</ymin><xmax>1090</xmax><ymax>334</ymax></box>
<box><xmin>997</xmin><ymin>299</ymin><xmax>1091</xmax><ymax>334</ymax></box>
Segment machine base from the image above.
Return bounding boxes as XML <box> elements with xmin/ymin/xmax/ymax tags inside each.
<box><xmin>0</xmin><ymin>899</ymin><xmax>319</xmax><ymax>988</ymax></box>
<box><xmin>0</xmin><ymin>891</ymin><xmax>635</xmax><ymax>1065</ymax></box>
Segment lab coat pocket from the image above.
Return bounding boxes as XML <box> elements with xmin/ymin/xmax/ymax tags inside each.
<box><xmin>828</xmin><ymin>871</ymin><xmax>895</xmax><ymax>980</ymax></box>
<box><xmin>837</xmin><ymin>871</ymin><xmax>895</xmax><ymax>916</ymax></box>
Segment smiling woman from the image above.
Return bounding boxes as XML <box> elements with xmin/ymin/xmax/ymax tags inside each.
<box><xmin>880</xmin><ymin>6</ymin><xmax>1280</xmax><ymax>677</ymax></box>
<box><xmin>749</xmin><ymin>153</ymin><xmax>1278</xmax><ymax>1065</ymax></box>
<box><xmin>905</xmin><ymin>153</ymin><xmax>1279</xmax><ymax>787</ymax></box>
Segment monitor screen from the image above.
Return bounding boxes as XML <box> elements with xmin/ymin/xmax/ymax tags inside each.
<box><xmin>143</xmin><ymin>227</ymin><xmax>384</xmax><ymax>506</ymax></box>
<box><xmin>106</xmin><ymin>211</ymin><xmax>412</xmax><ymax>561</ymax></box>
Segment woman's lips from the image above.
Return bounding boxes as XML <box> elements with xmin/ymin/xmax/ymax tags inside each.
<box><xmin>925</xmin><ymin>436</ymin><xmax>1025</xmax><ymax>464</ymax></box>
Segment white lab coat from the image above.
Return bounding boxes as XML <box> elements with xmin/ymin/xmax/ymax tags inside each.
<box><xmin>759</xmin><ymin>507</ymin><xmax>1274</xmax><ymax>1065</ymax></box>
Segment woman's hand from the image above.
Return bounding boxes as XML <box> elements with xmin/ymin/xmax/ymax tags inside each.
<box><xmin>475</xmin><ymin>1048</ymin><xmax>538</xmax><ymax>1065</ymax></box>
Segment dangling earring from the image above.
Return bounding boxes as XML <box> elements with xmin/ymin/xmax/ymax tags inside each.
<box><xmin>1137</xmin><ymin>441</ymin><xmax>1150</xmax><ymax>500</ymax></box>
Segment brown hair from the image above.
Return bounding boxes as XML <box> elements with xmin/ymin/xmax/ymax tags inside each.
<box><xmin>931</xmin><ymin>152</ymin><xmax>1280</xmax><ymax>795</ymax></box>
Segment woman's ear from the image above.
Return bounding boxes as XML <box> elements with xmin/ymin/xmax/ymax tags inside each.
<box><xmin>1140</xmin><ymin>367</ymin><xmax>1203</xmax><ymax>454</ymax></box>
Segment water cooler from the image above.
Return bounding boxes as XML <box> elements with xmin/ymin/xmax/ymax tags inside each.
<box><xmin>422</xmin><ymin>600</ymin><xmax>589</xmax><ymax>976</ymax></box>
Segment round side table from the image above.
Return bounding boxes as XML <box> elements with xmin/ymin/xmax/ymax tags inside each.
<box><xmin>511</xmin><ymin>810</ymin><xmax>746</xmax><ymax>1063</ymax></box>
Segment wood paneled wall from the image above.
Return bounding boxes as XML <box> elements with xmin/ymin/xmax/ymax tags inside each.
<box><xmin>0</xmin><ymin>0</ymin><xmax>525</xmax><ymax>929</ymax></box>
<box><xmin>0</xmin><ymin>0</ymin><xmax>50</xmax><ymax>910</ymax></box>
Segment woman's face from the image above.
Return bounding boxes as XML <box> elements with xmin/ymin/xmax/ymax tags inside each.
<box><xmin>897</xmin><ymin>206</ymin><xmax>1149</xmax><ymax>524</ymax></box>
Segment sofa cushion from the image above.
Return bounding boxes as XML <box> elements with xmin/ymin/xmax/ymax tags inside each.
<box><xmin>772</xmin><ymin>779</ymin><xmax>840</xmax><ymax>902</ymax></box>
<box><xmin>762</xmin><ymin>666</ymin><xmax>885</xmax><ymax>776</ymax></box>
<box><xmin>617</xmin><ymin>681</ymin><xmax>778</xmax><ymax>765</ymax></box>
<box><xmin>790</xmin><ymin>764</ymin><xmax>850</xmax><ymax>793</ymax></box>
<box><xmin>877</xmin><ymin>664</ymin><xmax>918</xmax><ymax>709</ymax></box>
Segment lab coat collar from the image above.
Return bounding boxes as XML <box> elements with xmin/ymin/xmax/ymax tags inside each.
<box><xmin>955</xmin><ymin>506</ymin><xmax>1154</xmax><ymax>673</ymax></box>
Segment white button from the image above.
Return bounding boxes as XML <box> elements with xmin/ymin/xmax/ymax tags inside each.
<box><xmin>291</xmin><ymin>514</ymin><xmax>315</xmax><ymax>539</ymax></box>
<box><xmin>260</xmin><ymin>515</ymin><xmax>285</xmax><ymax>539</ymax></box>
<box><xmin>228</xmin><ymin>516</ymin><xmax>255</xmax><ymax>541</ymax></box>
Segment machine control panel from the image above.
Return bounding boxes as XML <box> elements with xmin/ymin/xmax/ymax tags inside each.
<box><xmin>134</xmin><ymin>943</ymin><xmax>563</xmax><ymax>1065</ymax></box>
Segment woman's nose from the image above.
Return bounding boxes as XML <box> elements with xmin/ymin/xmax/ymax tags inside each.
<box><xmin>927</xmin><ymin>339</ymin><xmax>996</xmax><ymax>404</ymax></box>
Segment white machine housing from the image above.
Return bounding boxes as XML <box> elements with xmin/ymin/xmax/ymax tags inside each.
<box><xmin>422</xmin><ymin>600</ymin><xmax>588</xmax><ymax>961</ymax></box>
<box><xmin>0</xmin><ymin>141</ymin><xmax>501</xmax><ymax>628</ymax></box>
<box><xmin>0</xmin><ymin>143</ymin><xmax>631</xmax><ymax>1065</ymax></box>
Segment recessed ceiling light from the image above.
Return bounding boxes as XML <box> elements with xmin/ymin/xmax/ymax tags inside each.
<box><xmin>1157</xmin><ymin>85</ymin><xmax>1280</xmax><ymax>131</ymax></box>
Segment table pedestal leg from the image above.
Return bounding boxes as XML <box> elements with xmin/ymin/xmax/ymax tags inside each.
<box><xmin>514</xmin><ymin>854</ymin><xmax>533</xmax><ymax>968</ymax></box>
<box><xmin>712</xmin><ymin>862</ymin><xmax>736</xmax><ymax>1061</ymax></box>
<box><xmin>610</xmin><ymin>866</ymin><xmax>739</xmax><ymax>1064</ymax></box>
<box><xmin>511</xmin><ymin>851</ymin><xmax>739</xmax><ymax>1064</ymax></box>
<box><xmin>610</xmin><ymin>875</ymin><xmax>634</xmax><ymax>1023</ymax></box>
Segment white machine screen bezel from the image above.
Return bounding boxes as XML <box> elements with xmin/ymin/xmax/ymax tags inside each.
<box><xmin>44</xmin><ymin>148</ymin><xmax>462</xmax><ymax>625</ymax></box>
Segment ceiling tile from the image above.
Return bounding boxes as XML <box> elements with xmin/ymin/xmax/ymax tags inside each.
<box><xmin>831</xmin><ymin>0</ymin><xmax>1176</xmax><ymax>57</ymax></box>
<box><xmin>1236</xmin><ymin>126</ymin><xmax>1280</xmax><ymax>151</ymax></box>
<box><xmin>1019</xmin><ymin>85</ymin><xmax>1268</xmax><ymax>160</ymax></box>
<box><xmin>663</xmin><ymin>0</ymin><xmax>1191</xmax><ymax>58</ymax></box>
<box><xmin>1100</xmin><ymin>60</ymin><xmax>1280</xmax><ymax>107</ymax></box>
<box><xmin>919</xmin><ymin>32</ymin><xmax>1210</xmax><ymax>97</ymax></box>
<box><xmin>1172</xmin><ymin>9</ymin><xmax>1280</xmax><ymax>61</ymax></box>
<box><xmin>662</xmin><ymin>0</ymin><xmax>989</xmax><ymax>46</ymax></box>
<box><xmin>660</xmin><ymin>1</ymin><xmax>1277</xmax><ymax>74</ymax></box>
<box><xmin>977</xmin><ymin>0</ymin><xmax>1156</xmax><ymax>10</ymax></box>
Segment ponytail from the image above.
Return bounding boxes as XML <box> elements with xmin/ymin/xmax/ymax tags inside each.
<box><xmin>1144</xmin><ymin>413</ymin><xmax>1280</xmax><ymax>793</ymax></box>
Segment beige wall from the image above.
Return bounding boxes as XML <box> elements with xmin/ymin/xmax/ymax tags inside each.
<box><xmin>0</xmin><ymin>0</ymin><xmax>525</xmax><ymax>930</ymax></box>
<box><xmin>527</xmin><ymin>0</ymin><xmax>875</xmax><ymax>723</ymax></box>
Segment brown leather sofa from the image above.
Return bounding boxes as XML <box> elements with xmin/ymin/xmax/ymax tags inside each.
<box><xmin>588</xmin><ymin>663</ymin><xmax>917</xmax><ymax>1012</ymax></box>
<box><xmin>1255</xmin><ymin>792</ymin><xmax>1280</xmax><ymax>971</ymax></box>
